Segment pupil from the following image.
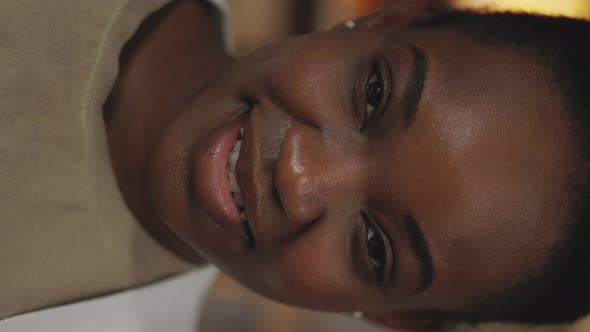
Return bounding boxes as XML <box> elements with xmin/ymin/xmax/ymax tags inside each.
<box><xmin>368</xmin><ymin>235</ymin><xmax>385</xmax><ymax>263</ymax></box>
<box><xmin>366</xmin><ymin>81</ymin><xmax>383</xmax><ymax>106</ymax></box>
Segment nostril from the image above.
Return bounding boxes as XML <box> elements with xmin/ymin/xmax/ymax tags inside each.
<box><xmin>240</xmin><ymin>96</ymin><xmax>257</xmax><ymax>113</ymax></box>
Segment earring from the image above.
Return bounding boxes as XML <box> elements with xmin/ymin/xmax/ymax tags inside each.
<box><xmin>352</xmin><ymin>311</ymin><xmax>363</xmax><ymax>319</ymax></box>
<box><xmin>345</xmin><ymin>20</ymin><xmax>356</xmax><ymax>29</ymax></box>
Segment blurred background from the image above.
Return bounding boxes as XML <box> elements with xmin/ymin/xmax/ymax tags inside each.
<box><xmin>225</xmin><ymin>0</ymin><xmax>590</xmax><ymax>54</ymax></box>
<box><xmin>199</xmin><ymin>1</ymin><xmax>590</xmax><ymax>331</ymax></box>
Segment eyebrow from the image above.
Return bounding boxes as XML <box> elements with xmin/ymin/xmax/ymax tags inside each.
<box><xmin>404</xmin><ymin>215</ymin><xmax>434</xmax><ymax>293</ymax></box>
<box><xmin>401</xmin><ymin>43</ymin><xmax>429</xmax><ymax>128</ymax></box>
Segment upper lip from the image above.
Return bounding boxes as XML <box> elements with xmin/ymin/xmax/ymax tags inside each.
<box><xmin>235</xmin><ymin>112</ymin><xmax>261</xmax><ymax>249</ymax></box>
<box><xmin>235</xmin><ymin>103</ymin><xmax>286</xmax><ymax>250</ymax></box>
<box><xmin>235</xmin><ymin>101</ymin><xmax>303</xmax><ymax>250</ymax></box>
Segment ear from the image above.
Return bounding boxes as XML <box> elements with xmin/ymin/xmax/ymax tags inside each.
<box><xmin>337</xmin><ymin>0</ymin><xmax>452</xmax><ymax>30</ymax></box>
<box><xmin>362</xmin><ymin>311</ymin><xmax>457</xmax><ymax>332</ymax></box>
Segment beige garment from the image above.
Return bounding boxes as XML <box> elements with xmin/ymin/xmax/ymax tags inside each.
<box><xmin>0</xmin><ymin>0</ymin><xmax>196</xmax><ymax>319</ymax></box>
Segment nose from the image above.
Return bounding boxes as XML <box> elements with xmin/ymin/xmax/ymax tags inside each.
<box><xmin>274</xmin><ymin>124</ymin><xmax>326</xmax><ymax>225</ymax></box>
<box><xmin>274</xmin><ymin>124</ymin><xmax>363</xmax><ymax>225</ymax></box>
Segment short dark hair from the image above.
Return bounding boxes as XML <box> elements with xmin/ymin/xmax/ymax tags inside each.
<box><xmin>411</xmin><ymin>10</ymin><xmax>590</xmax><ymax>325</ymax></box>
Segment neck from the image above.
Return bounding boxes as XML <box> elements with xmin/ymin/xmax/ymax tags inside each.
<box><xmin>104</xmin><ymin>0</ymin><xmax>232</xmax><ymax>263</ymax></box>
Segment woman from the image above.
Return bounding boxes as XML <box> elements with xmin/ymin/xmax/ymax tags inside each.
<box><xmin>2</xmin><ymin>0</ymin><xmax>589</xmax><ymax>331</ymax></box>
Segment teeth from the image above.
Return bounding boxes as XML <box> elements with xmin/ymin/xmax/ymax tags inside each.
<box><xmin>228</xmin><ymin>140</ymin><xmax>242</xmax><ymax>169</ymax></box>
<box><xmin>240</xmin><ymin>210</ymin><xmax>247</xmax><ymax>221</ymax></box>
<box><xmin>227</xmin><ymin>140</ymin><xmax>242</xmax><ymax>193</ymax></box>
<box><xmin>228</xmin><ymin>170</ymin><xmax>240</xmax><ymax>193</ymax></box>
<box><xmin>227</xmin><ymin>137</ymin><xmax>245</xmax><ymax>213</ymax></box>
<box><xmin>240</xmin><ymin>127</ymin><xmax>245</xmax><ymax>137</ymax></box>
<box><xmin>233</xmin><ymin>192</ymin><xmax>244</xmax><ymax>208</ymax></box>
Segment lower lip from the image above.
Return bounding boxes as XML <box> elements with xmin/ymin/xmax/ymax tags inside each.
<box><xmin>192</xmin><ymin>109</ymin><xmax>249</xmax><ymax>240</ymax></box>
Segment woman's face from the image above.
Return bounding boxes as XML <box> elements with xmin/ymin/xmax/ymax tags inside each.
<box><xmin>149</xmin><ymin>25</ymin><xmax>575</xmax><ymax>313</ymax></box>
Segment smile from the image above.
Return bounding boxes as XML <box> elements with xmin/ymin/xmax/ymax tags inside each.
<box><xmin>192</xmin><ymin>108</ymin><xmax>254</xmax><ymax>247</ymax></box>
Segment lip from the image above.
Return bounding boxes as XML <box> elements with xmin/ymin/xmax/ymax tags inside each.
<box><xmin>192</xmin><ymin>108</ymin><xmax>250</xmax><ymax>242</ymax></box>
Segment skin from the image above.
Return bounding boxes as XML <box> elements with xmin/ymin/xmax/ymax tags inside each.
<box><xmin>105</xmin><ymin>0</ymin><xmax>577</xmax><ymax>329</ymax></box>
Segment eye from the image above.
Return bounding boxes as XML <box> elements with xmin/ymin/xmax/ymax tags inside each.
<box><xmin>366</xmin><ymin>223</ymin><xmax>386</xmax><ymax>275</ymax></box>
<box><xmin>362</xmin><ymin>63</ymin><xmax>385</xmax><ymax>130</ymax></box>
<box><xmin>353</xmin><ymin>212</ymin><xmax>395</xmax><ymax>288</ymax></box>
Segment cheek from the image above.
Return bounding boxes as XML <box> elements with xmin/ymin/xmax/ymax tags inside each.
<box><xmin>269</xmin><ymin>220</ymin><xmax>367</xmax><ymax>311</ymax></box>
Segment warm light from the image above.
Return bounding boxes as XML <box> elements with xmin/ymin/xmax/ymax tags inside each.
<box><xmin>455</xmin><ymin>0</ymin><xmax>590</xmax><ymax>19</ymax></box>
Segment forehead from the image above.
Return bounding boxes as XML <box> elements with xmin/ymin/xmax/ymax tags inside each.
<box><xmin>407</xmin><ymin>25</ymin><xmax>575</xmax><ymax>212</ymax></box>
<box><xmin>368</xmin><ymin>26</ymin><xmax>577</xmax><ymax>307</ymax></box>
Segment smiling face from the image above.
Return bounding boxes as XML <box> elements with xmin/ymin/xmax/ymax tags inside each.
<box><xmin>148</xmin><ymin>25</ymin><xmax>576</xmax><ymax>314</ymax></box>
